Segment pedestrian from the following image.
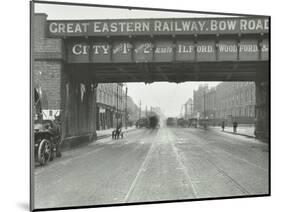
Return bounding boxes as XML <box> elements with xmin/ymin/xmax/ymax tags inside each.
<box><xmin>221</xmin><ymin>121</ymin><xmax>225</xmax><ymax>131</ymax></box>
<box><xmin>112</xmin><ymin>129</ymin><xmax>116</xmax><ymax>139</ymax></box>
<box><xmin>233</xmin><ymin>121</ymin><xmax>238</xmax><ymax>133</ymax></box>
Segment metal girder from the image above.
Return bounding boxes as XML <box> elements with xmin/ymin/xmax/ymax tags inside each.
<box><xmin>65</xmin><ymin>61</ymin><xmax>268</xmax><ymax>83</ymax></box>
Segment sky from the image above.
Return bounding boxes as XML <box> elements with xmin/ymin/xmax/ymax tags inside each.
<box><xmin>126</xmin><ymin>82</ymin><xmax>220</xmax><ymax>117</ymax></box>
<box><xmin>34</xmin><ymin>2</ymin><xmax>225</xmax><ymax>117</ymax></box>
<box><xmin>34</xmin><ymin>3</ymin><xmax>230</xmax><ymax>20</ymax></box>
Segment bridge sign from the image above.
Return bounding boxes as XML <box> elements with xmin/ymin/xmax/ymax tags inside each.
<box><xmin>48</xmin><ymin>17</ymin><xmax>269</xmax><ymax>37</ymax></box>
<box><xmin>66</xmin><ymin>38</ymin><xmax>268</xmax><ymax>63</ymax></box>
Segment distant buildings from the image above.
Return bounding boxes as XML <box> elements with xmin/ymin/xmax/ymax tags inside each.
<box><xmin>96</xmin><ymin>83</ymin><xmax>140</xmax><ymax>130</ymax></box>
<box><xmin>193</xmin><ymin>84</ymin><xmax>209</xmax><ymax>119</ymax></box>
<box><xmin>191</xmin><ymin>82</ymin><xmax>256</xmax><ymax>125</ymax></box>
<box><xmin>96</xmin><ymin>83</ymin><xmax>122</xmax><ymax>130</ymax></box>
<box><xmin>215</xmin><ymin>82</ymin><xmax>255</xmax><ymax>124</ymax></box>
<box><xmin>126</xmin><ymin>96</ymin><xmax>140</xmax><ymax>126</ymax></box>
<box><xmin>183</xmin><ymin>98</ymin><xmax>193</xmax><ymax>119</ymax></box>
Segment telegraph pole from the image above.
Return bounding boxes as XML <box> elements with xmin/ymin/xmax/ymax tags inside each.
<box><xmin>203</xmin><ymin>89</ymin><xmax>206</xmax><ymax>119</ymax></box>
<box><xmin>139</xmin><ymin>100</ymin><xmax>142</xmax><ymax>119</ymax></box>
<box><xmin>125</xmin><ymin>86</ymin><xmax>128</xmax><ymax>129</ymax></box>
<box><xmin>145</xmin><ymin>105</ymin><xmax>147</xmax><ymax>117</ymax></box>
<box><xmin>203</xmin><ymin>88</ymin><xmax>207</xmax><ymax>130</ymax></box>
<box><xmin>191</xmin><ymin>103</ymin><xmax>193</xmax><ymax>118</ymax></box>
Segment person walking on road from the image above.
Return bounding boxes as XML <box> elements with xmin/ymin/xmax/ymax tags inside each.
<box><xmin>221</xmin><ymin>121</ymin><xmax>225</xmax><ymax>131</ymax></box>
<box><xmin>233</xmin><ymin>121</ymin><xmax>238</xmax><ymax>133</ymax></box>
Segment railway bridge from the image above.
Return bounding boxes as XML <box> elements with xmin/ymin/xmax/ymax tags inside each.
<box><xmin>32</xmin><ymin>14</ymin><xmax>269</xmax><ymax>146</ymax></box>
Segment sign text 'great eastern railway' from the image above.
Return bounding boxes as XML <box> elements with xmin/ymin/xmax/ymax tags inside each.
<box><xmin>48</xmin><ymin>17</ymin><xmax>269</xmax><ymax>37</ymax></box>
<box><xmin>66</xmin><ymin>38</ymin><xmax>268</xmax><ymax>63</ymax></box>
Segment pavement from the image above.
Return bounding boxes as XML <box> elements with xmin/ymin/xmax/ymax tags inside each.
<box><xmin>34</xmin><ymin>126</ymin><xmax>269</xmax><ymax>209</ymax></box>
<box><xmin>210</xmin><ymin>124</ymin><xmax>255</xmax><ymax>138</ymax></box>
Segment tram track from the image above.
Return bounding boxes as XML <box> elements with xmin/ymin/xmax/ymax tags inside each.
<box><xmin>168</xmin><ymin>128</ymin><xmax>268</xmax><ymax>196</ymax></box>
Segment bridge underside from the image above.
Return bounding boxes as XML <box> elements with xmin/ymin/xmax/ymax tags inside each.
<box><xmin>67</xmin><ymin>61</ymin><xmax>269</xmax><ymax>83</ymax></box>
<box><xmin>64</xmin><ymin>60</ymin><xmax>269</xmax><ymax>142</ymax></box>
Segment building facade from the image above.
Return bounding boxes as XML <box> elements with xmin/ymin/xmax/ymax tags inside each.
<box><xmin>205</xmin><ymin>87</ymin><xmax>217</xmax><ymax>121</ymax></box>
<box><xmin>193</xmin><ymin>84</ymin><xmax>209</xmax><ymax>119</ymax></box>
<box><xmin>193</xmin><ymin>82</ymin><xmax>256</xmax><ymax>125</ymax></box>
<box><xmin>96</xmin><ymin>83</ymin><xmax>127</xmax><ymax>130</ymax></box>
<box><xmin>215</xmin><ymin>82</ymin><xmax>255</xmax><ymax>124</ymax></box>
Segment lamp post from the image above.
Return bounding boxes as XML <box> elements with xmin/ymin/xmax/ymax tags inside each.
<box><xmin>116</xmin><ymin>83</ymin><xmax>126</xmax><ymax>129</ymax></box>
<box><xmin>203</xmin><ymin>88</ymin><xmax>207</xmax><ymax>130</ymax></box>
<box><xmin>116</xmin><ymin>84</ymin><xmax>119</xmax><ymax>129</ymax></box>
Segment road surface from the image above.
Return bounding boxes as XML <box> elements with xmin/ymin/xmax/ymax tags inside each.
<box><xmin>34</xmin><ymin>126</ymin><xmax>269</xmax><ymax>209</ymax></box>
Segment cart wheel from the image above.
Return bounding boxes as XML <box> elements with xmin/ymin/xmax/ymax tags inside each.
<box><xmin>38</xmin><ymin>139</ymin><xmax>51</xmax><ymax>166</ymax></box>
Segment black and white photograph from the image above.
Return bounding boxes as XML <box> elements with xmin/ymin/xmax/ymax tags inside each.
<box><xmin>30</xmin><ymin>1</ymin><xmax>270</xmax><ymax>211</ymax></box>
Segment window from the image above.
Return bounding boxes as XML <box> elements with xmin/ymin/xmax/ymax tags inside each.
<box><xmin>241</xmin><ymin>107</ymin><xmax>245</xmax><ymax>116</ymax></box>
<box><xmin>101</xmin><ymin>92</ymin><xmax>104</xmax><ymax>103</ymax></box>
<box><xmin>251</xmin><ymin>92</ymin><xmax>254</xmax><ymax>101</ymax></box>
<box><xmin>80</xmin><ymin>83</ymin><xmax>86</xmax><ymax>102</ymax></box>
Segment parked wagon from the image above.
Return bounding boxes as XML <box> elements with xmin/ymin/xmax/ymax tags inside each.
<box><xmin>34</xmin><ymin>119</ymin><xmax>62</xmax><ymax>166</ymax></box>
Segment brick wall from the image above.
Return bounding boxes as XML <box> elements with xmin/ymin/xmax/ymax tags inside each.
<box><xmin>33</xmin><ymin>61</ymin><xmax>62</xmax><ymax>109</ymax></box>
<box><xmin>33</xmin><ymin>13</ymin><xmax>63</xmax><ymax>58</ymax></box>
<box><xmin>33</xmin><ymin>13</ymin><xmax>64</xmax><ymax>110</ymax></box>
